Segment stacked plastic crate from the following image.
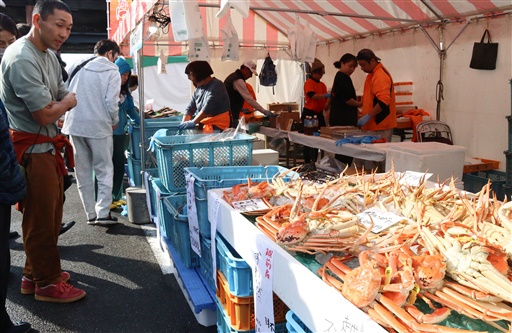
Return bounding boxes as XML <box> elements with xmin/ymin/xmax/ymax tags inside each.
<box><xmin>184</xmin><ymin>166</ymin><xmax>298</xmax><ymax>332</ymax></box>
<box><xmin>126</xmin><ymin>116</ymin><xmax>195</xmax><ymax>186</ymax></box>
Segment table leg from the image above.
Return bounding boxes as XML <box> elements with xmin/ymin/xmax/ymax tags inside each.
<box><xmin>293</xmin><ymin>142</ymin><xmax>298</xmax><ymax>167</ymax></box>
<box><xmin>285</xmin><ymin>139</ymin><xmax>290</xmax><ymax>168</ymax></box>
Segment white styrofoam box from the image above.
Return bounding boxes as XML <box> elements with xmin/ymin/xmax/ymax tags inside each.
<box><xmin>384</xmin><ymin>142</ymin><xmax>466</xmax><ymax>183</ymax></box>
<box><xmin>251</xmin><ymin>149</ymin><xmax>279</xmax><ymax>166</ymax></box>
<box><xmin>393</xmin><ymin>82</ymin><xmax>413</xmax><ymax>92</ymax></box>
<box><xmin>252</xmin><ymin>138</ymin><xmax>266</xmax><ymax>150</ymax></box>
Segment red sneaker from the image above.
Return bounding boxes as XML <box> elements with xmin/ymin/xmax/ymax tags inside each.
<box><xmin>21</xmin><ymin>271</ymin><xmax>71</xmax><ymax>295</ymax></box>
<box><xmin>35</xmin><ymin>281</ymin><xmax>86</xmax><ymax>303</ymax></box>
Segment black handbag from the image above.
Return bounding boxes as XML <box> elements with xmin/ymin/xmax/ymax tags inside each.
<box><xmin>469</xmin><ymin>29</ymin><xmax>498</xmax><ymax>70</ymax></box>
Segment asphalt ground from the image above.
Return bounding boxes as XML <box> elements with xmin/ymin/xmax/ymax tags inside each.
<box><xmin>6</xmin><ymin>174</ymin><xmax>217</xmax><ymax>333</ymax></box>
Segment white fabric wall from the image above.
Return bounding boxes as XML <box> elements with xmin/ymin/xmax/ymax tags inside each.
<box><xmin>316</xmin><ymin>16</ymin><xmax>511</xmax><ymax>171</ymax></box>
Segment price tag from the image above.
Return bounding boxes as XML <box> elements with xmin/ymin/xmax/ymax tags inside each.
<box><xmin>129</xmin><ymin>22</ymin><xmax>143</xmax><ymax>56</ymax></box>
<box><xmin>185</xmin><ymin>174</ymin><xmax>201</xmax><ymax>256</ymax></box>
<box><xmin>357</xmin><ymin>207</ymin><xmax>405</xmax><ymax>234</ymax></box>
<box><xmin>399</xmin><ymin>170</ymin><xmax>433</xmax><ymax>187</ymax></box>
<box><xmin>232</xmin><ymin>199</ymin><xmax>268</xmax><ymax>213</ymax></box>
<box><xmin>252</xmin><ymin>237</ymin><xmax>275</xmax><ymax>333</ymax></box>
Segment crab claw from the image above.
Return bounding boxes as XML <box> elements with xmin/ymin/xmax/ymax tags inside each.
<box><xmin>405</xmin><ymin>304</ymin><xmax>451</xmax><ymax>324</ymax></box>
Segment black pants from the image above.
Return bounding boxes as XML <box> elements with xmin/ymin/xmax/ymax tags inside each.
<box><xmin>0</xmin><ymin>204</ymin><xmax>13</xmax><ymax>331</ymax></box>
<box><xmin>301</xmin><ymin>108</ymin><xmax>325</xmax><ymax>164</ymax></box>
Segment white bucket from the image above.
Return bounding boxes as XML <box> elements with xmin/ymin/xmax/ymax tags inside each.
<box><xmin>126</xmin><ymin>186</ymin><xmax>151</xmax><ymax>224</ymax></box>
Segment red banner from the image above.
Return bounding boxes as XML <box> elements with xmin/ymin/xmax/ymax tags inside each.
<box><xmin>109</xmin><ymin>0</ymin><xmax>132</xmax><ymax>39</ymax></box>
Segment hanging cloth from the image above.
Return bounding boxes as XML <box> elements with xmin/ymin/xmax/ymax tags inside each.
<box><xmin>221</xmin><ymin>14</ymin><xmax>240</xmax><ymax>62</ymax></box>
<box><xmin>216</xmin><ymin>0</ymin><xmax>250</xmax><ymax>19</ymax></box>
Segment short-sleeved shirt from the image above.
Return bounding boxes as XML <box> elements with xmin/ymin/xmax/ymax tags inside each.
<box><xmin>304</xmin><ymin>78</ymin><xmax>327</xmax><ymax>113</ymax></box>
<box><xmin>185</xmin><ymin>77</ymin><xmax>231</xmax><ymax>117</ymax></box>
<box><xmin>0</xmin><ymin>37</ymin><xmax>68</xmax><ymax>153</ymax></box>
<box><xmin>330</xmin><ymin>71</ymin><xmax>358</xmax><ymax>126</ymax></box>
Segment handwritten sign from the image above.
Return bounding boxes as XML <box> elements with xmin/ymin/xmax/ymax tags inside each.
<box><xmin>357</xmin><ymin>207</ymin><xmax>405</xmax><ymax>234</ymax></box>
<box><xmin>399</xmin><ymin>170</ymin><xmax>433</xmax><ymax>187</ymax></box>
<box><xmin>232</xmin><ymin>199</ymin><xmax>268</xmax><ymax>213</ymax></box>
<box><xmin>185</xmin><ymin>174</ymin><xmax>201</xmax><ymax>256</ymax></box>
<box><xmin>129</xmin><ymin>22</ymin><xmax>143</xmax><ymax>56</ymax></box>
<box><xmin>323</xmin><ymin>316</ymin><xmax>360</xmax><ymax>332</ymax></box>
<box><xmin>253</xmin><ymin>237</ymin><xmax>275</xmax><ymax>333</ymax></box>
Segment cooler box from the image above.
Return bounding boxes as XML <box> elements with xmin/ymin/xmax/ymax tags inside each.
<box><xmin>251</xmin><ymin>149</ymin><xmax>279</xmax><ymax>166</ymax></box>
<box><xmin>384</xmin><ymin>142</ymin><xmax>466</xmax><ymax>185</ymax></box>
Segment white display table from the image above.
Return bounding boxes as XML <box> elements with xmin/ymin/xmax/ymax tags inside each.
<box><xmin>208</xmin><ymin>188</ymin><xmax>386</xmax><ymax>333</ymax></box>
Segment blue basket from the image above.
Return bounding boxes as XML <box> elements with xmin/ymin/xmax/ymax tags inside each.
<box><xmin>143</xmin><ymin>169</ymin><xmax>160</xmax><ymax>222</ymax></box>
<box><xmin>199</xmin><ymin>236</ymin><xmax>215</xmax><ymax>291</ymax></box>
<box><xmin>161</xmin><ymin>194</ymin><xmax>199</xmax><ymax>268</ymax></box>
<box><xmin>127</xmin><ymin>152</ymin><xmax>141</xmax><ymax>187</ymax></box>
<box><xmin>129</xmin><ymin>117</ymin><xmax>181</xmax><ymax>159</ymax></box>
<box><xmin>285</xmin><ymin>310</ymin><xmax>313</xmax><ymax>333</ymax></box>
<box><xmin>216</xmin><ymin>300</ymin><xmax>286</xmax><ymax>333</ymax></box>
<box><xmin>216</xmin><ymin>234</ymin><xmax>253</xmax><ymax>297</ymax></box>
<box><xmin>154</xmin><ymin>133</ymin><xmax>255</xmax><ymax>192</ymax></box>
<box><xmin>185</xmin><ymin>166</ymin><xmax>298</xmax><ymax>238</ymax></box>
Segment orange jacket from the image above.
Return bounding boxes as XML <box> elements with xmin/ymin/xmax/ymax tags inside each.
<box><xmin>304</xmin><ymin>78</ymin><xmax>327</xmax><ymax>113</ymax></box>
<box><xmin>402</xmin><ymin>109</ymin><xmax>430</xmax><ymax>142</ymax></box>
<box><xmin>361</xmin><ymin>63</ymin><xmax>397</xmax><ymax>131</ymax></box>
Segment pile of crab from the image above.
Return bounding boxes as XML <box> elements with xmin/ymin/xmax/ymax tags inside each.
<box><xmin>221</xmin><ymin>166</ymin><xmax>512</xmax><ymax>332</ymax></box>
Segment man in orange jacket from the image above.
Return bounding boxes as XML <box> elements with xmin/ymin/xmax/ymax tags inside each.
<box><xmin>356</xmin><ymin>49</ymin><xmax>396</xmax><ymax>143</ymax></box>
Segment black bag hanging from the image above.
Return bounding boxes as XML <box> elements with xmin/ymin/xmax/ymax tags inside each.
<box><xmin>259</xmin><ymin>53</ymin><xmax>277</xmax><ymax>94</ymax></box>
<box><xmin>469</xmin><ymin>29</ymin><xmax>498</xmax><ymax>70</ymax></box>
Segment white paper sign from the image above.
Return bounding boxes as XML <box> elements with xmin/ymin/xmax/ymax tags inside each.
<box><xmin>210</xmin><ymin>198</ymin><xmax>220</xmax><ymax>289</ymax></box>
<box><xmin>129</xmin><ymin>23</ymin><xmax>143</xmax><ymax>56</ymax></box>
<box><xmin>186</xmin><ymin>174</ymin><xmax>201</xmax><ymax>256</ymax></box>
<box><xmin>253</xmin><ymin>237</ymin><xmax>275</xmax><ymax>333</ymax></box>
<box><xmin>399</xmin><ymin>170</ymin><xmax>433</xmax><ymax>187</ymax></box>
<box><xmin>357</xmin><ymin>207</ymin><xmax>405</xmax><ymax>234</ymax></box>
<box><xmin>232</xmin><ymin>199</ymin><xmax>268</xmax><ymax>213</ymax></box>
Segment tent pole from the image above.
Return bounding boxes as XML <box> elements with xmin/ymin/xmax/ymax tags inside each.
<box><xmin>137</xmin><ymin>42</ymin><xmax>146</xmax><ymax>187</ymax></box>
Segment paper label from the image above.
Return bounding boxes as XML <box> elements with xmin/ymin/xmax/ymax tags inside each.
<box><xmin>185</xmin><ymin>174</ymin><xmax>201</xmax><ymax>256</ymax></box>
<box><xmin>253</xmin><ymin>238</ymin><xmax>275</xmax><ymax>333</ymax></box>
<box><xmin>357</xmin><ymin>207</ymin><xmax>405</xmax><ymax>233</ymax></box>
<box><xmin>399</xmin><ymin>170</ymin><xmax>433</xmax><ymax>187</ymax></box>
<box><xmin>232</xmin><ymin>199</ymin><xmax>268</xmax><ymax>213</ymax></box>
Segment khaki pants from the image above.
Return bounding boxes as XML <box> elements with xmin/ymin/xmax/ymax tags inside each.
<box><xmin>21</xmin><ymin>152</ymin><xmax>63</xmax><ymax>286</ymax></box>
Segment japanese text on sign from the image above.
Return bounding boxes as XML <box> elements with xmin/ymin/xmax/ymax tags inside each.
<box><xmin>253</xmin><ymin>237</ymin><xmax>275</xmax><ymax>333</ymax></box>
<box><xmin>324</xmin><ymin>316</ymin><xmax>359</xmax><ymax>332</ymax></box>
<box><xmin>232</xmin><ymin>198</ymin><xmax>269</xmax><ymax>213</ymax></box>
<box><xmin>185</xmin><ymin>174</ymin><xmax>201</xmax><ymax>256</ymax></box>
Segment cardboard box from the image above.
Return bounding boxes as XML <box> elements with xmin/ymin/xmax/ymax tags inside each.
<box><xmin>267</xmin><ymin>103</ymin><xmax>299</xmax><ymax>112</ymax></box>
<box><xmin>271</xmin><ymin>111</ymin><xmax>300</xmax><ymax>130</ymax></box>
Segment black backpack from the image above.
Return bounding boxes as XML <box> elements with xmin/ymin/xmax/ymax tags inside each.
<box><xmin>259</xmin><ymin>53</ymin><xmax>277</xmax><ymax>94</ymax></box>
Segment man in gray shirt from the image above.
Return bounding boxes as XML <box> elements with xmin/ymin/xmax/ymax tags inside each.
<box><xmin>0</xmin><ymin>0</ymin><xmax>85</xmax><ymax>303</ymax></box>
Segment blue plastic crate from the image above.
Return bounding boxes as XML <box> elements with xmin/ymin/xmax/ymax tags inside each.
<box><xmin>154</xmin><ymin>133</ymin><xmax>255</xmax><ymax>192</ymax></box>
<box><xmin>216</xmin><ymin>234</ymin><xmax>253</xmax><ymax>297</ymax></box>
<box><xmin>127</xmin><ymin>152</ymin><xmax>141</xmax><ymax>187</ymax></box>
<box><xmin>161</xmin><ymin>194</ymin><xmax>200</xmax><ymax>268</ymax></box>
<box><xmin>185</xmin><ymin>166</ymin><xmax>298</xmax><ymax>238</ymax></box>
<box><xmin>129</xmin><ymin>117</ymin><xmax>182</xmax><ymax>160</ymax></box>
<box><xmin>143</xmin><ymin>169</ymin><xmax>159</xmax><ymax>221</ymax></box>
<box><xmin>216</xmin><ymin>300</ymin><xmax>286</xmax><ymax>333</ymax></box>
<box><xmin>285</xmin><ymin>310</ymin><xmax>313</xmax><ymax>333</ymax></box>
<box><xmin>199</xmin><ymin>236</ymin><xmax>215</xmax><ymax>291</ymax></box>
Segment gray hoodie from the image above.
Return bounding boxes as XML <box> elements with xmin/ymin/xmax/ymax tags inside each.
<box><xmin>62</xmin><ymin>56</ymin><xmax>120</xmax><ymax>138</ymax></box>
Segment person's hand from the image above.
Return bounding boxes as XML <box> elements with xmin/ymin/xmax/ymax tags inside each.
<box><xmin>262</xmin><ymin>110</ymin><xmax>276</xmax><ymax>117</ymax></box>
<box><xmin>178</xmin><ymin>120</ymin><xmax>196</xmax><ymax>129</ymax></box>
<box><xmin>62</xmin><ymin>92</ymin><xmax>77</xmax><ymax>110</ymax></box>
<box><xmin>357</xmin><ymin>114</ymin><xmax>371</xmax><ymax>127</ymax></box>
<box><xmin>112</xmin><ymin>123</ymin><xmax>119</xmax><ymax>130</ymax></box>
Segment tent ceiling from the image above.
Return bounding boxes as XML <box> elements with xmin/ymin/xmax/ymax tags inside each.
<box><xmin>113</xmin><ymin>0</ymin><xmax>512</xmax><ymax>49</ymax></box>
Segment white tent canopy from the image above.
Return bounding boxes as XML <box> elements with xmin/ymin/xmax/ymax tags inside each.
<box><xmin>111</xmin><ymin>0</ymin><xmax>512</xmax><ymax>172</ymax></box>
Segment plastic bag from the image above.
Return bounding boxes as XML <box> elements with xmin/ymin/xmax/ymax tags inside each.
<box><xmin>216</xmin><ymin>0</ymin><xmax>249</xmax><ymax>18</ymax></box>
<box><xmin>157</xmin><ymin>49</ymin><xmax>167</xmax><ymax>75</ymax></box>
<box><xmin>169</xmin><ymin>0</ymin><xmax>204</xmax><ymax>42</ymax></box>
<box><xmin>187</xmin><ymin>36</ymin><xmax>210</xmax><ymax>61</ymax></box>
<box><xmin>221</xmin><ymin>15</ymin><xmax>239</xmax><ymax>62</ymax></box>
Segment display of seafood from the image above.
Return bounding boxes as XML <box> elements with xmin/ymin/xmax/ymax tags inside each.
<box><xmin>221</xmin><ymin>166</ymin><xmax>512</xmax><ymax>332</ymax></box>
<box><xmin>144</xmin><ymin>106</ymin><xmax>181</xmax><ymax>118</ymax></box>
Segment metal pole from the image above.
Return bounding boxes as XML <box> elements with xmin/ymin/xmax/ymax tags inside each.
<box><xmin>137</xmin><ymin>46</ymin><xmax>146</xmax><ymax>188</ymax></box>
<box><xmin>504</xmin><ymin>79</ymin><xmax>512</xmax><ymax>199</ymax></box>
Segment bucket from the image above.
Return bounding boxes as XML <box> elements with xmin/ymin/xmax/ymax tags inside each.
<box><xmin>126</xmin><ymin>186</ymin><xmax>151</xmax><ymax>224</ymax></box>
